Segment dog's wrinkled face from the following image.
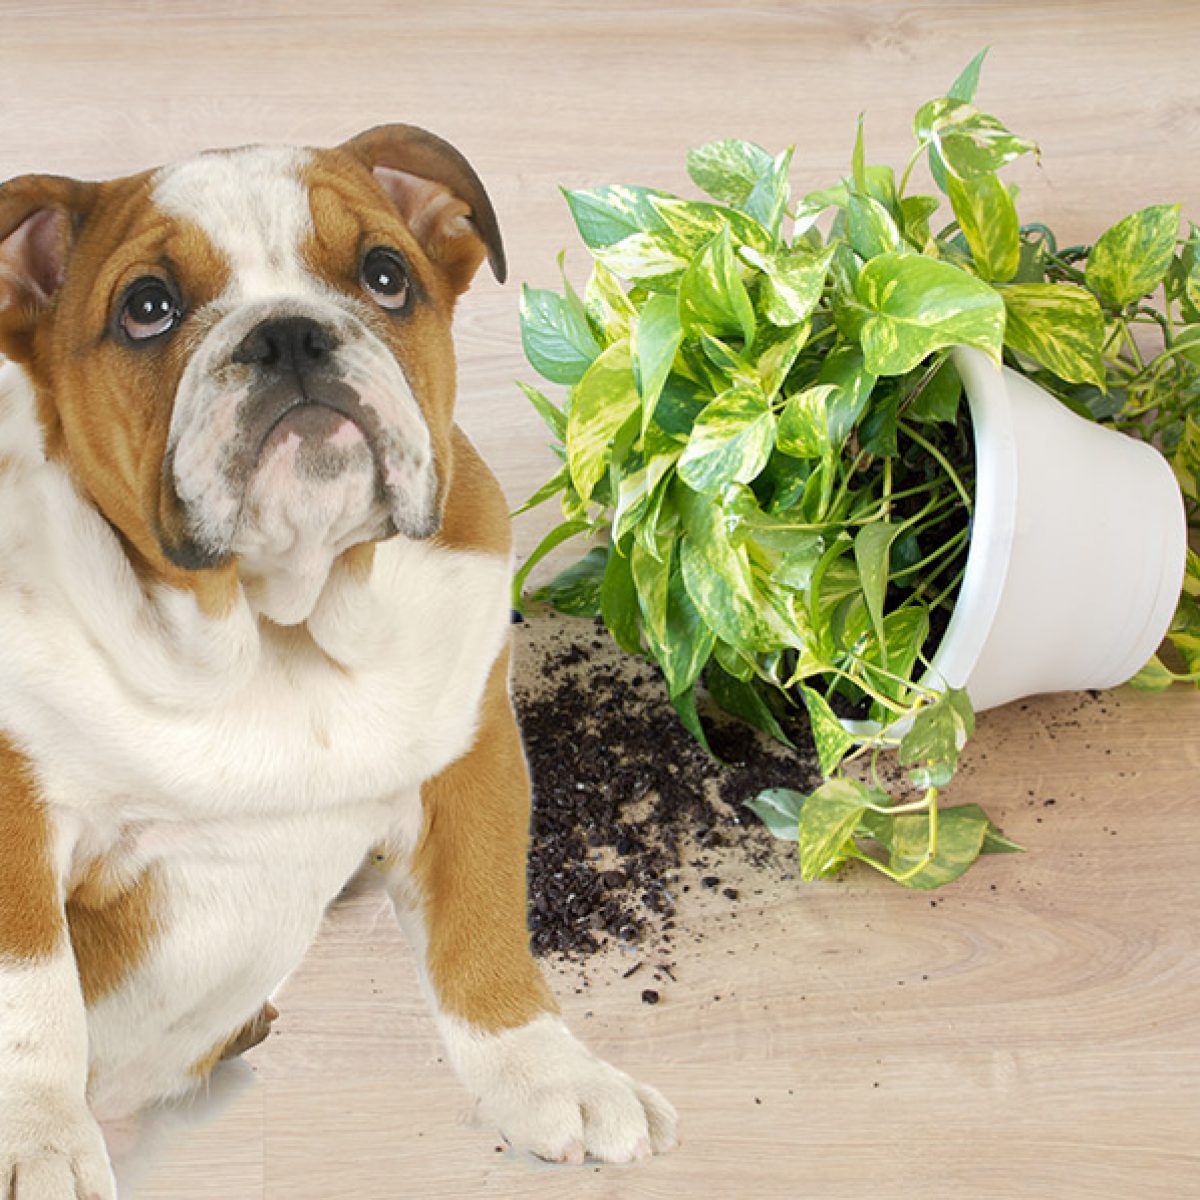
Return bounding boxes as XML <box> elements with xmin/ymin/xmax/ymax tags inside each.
<box><xmin>0</xmin><ymin>126</ymin><xmax>505</xmax><ymax>621</ymax></box>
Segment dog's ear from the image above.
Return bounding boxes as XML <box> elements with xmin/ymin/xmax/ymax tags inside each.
<box><xmin>0</xmin><ymin>174</ymin><xmax>97</xmax><ymax>361</ymax></box>
<box><xmin>339</xmin><ymin>124</ymin><xmax>506</xmax><ymax>295</ymax></box>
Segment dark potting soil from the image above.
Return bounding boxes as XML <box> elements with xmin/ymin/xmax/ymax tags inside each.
<box><xmin>513</xmin><ymin>612</ymin><xmax>820</xmax><ymax>962</ymax></box>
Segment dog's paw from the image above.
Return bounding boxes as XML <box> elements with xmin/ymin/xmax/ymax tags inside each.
<box><xmin>442</xmin><ymin>1013</ymin><xmax>678</xmax><ymax>1164</ymax></box>
<box><xmin>0</xmin><ymin>1089</ymin><xmax>116</xmax><ymax>1200</ymax></box>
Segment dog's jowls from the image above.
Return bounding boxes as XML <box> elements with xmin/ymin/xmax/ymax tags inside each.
<box><xmin>0</xmin><ymin>125</ymin><xmax>676</xmax><ymax>1196</ymax></box>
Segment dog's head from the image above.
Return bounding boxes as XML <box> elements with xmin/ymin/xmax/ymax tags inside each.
<box><xmin>0</xmin><ymin>125</ymin><xmax>504</xmax><ymax>620</ymax></box>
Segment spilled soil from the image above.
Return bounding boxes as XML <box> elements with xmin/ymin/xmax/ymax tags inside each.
<box><xmin>512</xmin><ymin>609</ymin><xmax>820</xmax><ymax>966</ymax></box>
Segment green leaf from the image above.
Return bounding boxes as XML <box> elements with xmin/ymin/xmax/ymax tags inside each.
<box><xmin>613</xmin><ymin>444</ymin><xmax>677</xmax><ymax>545</ymax></box>
<box><xmin>653</xmin><ymin>375</ymin><xmax>708</xmax><ymax>438</ymax></box>
<box><xmin>513</xmin><ymin>464</ymin><xmax>569</xmax><ymax>517</ymax></box>
<box><xmin>859</xmin><ymin>386</ymin><xmax>900</xmax><ymax>457</ymax></box>
<box><xmin>858</xmin><ymin>605</ymin><xmax>930</xmax><ymax>704</ymax></box>
<box><xmin>818</xmin><ymin>345</ymin><xmax>878</xmax><ymax>447</ymax></box>
<box><xmin>597</xmin><ymin>231</ymin><xmax>693</xmax><ymax>285</ymax></box>
<box><xmin>650</xmin><ymin>195</ymin><xmax>773</xmax><ymax>256</ymax></box>
<box><xmin>663</xmin><ymin>566</ymin><xmax>717</xmax><ymax>695</ymax></box>
<box><xmin>862</xmin><ymin>165</ymin><xmax>899</xmax><ymax>213</ymax></box>
<box><xmin>565</xmin><ymin>340</ymin><xmax>640</xmax><ymax>501</ymax></box>
<box><xmin>856</xmin><ymin>253</ymin><xmax>1006</xmax><ymax>375</ymax></box>
<box><xmin>678</xmin><ymin>226</ymin><xmax>756</xmax><ymax>346</ymax></box>
<box><xmin>1085</xmin><ymin>204</ymin><xmax>1181</xmax><ymax>308</ymax></box>
<box><xmin>586</xmin><ymin>261</ymin><xmax>637</xmax><ymax>341</ymax></box>
<box><xmin>851</xmin><ymin>114</ymin><xmax>867</xmax><ymax>191</ymax></box>
<box><xmin>697</xmin><ymin>329</ymin><xmax>750</xmax><ymax>381</ymax></box>
<box><xmin>745</xmin><ymin>787</ymin><xmax>805</xmax><ymax>840</ymax></box>
<box><xmin>771</xmin><ymin>534</ymin><xmax>826</xmax><ymax>592</ymax></box>
<box><xmin>535</xmin><ymin>546</ymin><xmax>608</xmax><ymax>616</ymax></box>
<box><xmin>1127</xmin><ymin>656</ymin><xmax>1178</xmax><ymax>692</ymax></box>
<box><xmin>517</xmin><ymin>380</ymin><xmax>567</xmax><ymax>440</ymax></box>
<box><xmin>678</xmin><ymin>486</ymin><xmax>777</xmax><ymax>652</ymax></box>
<box><xmin>1012</xmin><ymin>236</ymin><xmax>1047</xmax><ymax>284</ymax></box>
<box><xmin>633</xmin><ymin>294</ymin><xmax>683</xmax><ymax>429</ymax></box>
<box><xmin>776</xmin><ymin>384</ymin><xmax>840</xmax><ymax>459</ymax></box>
<box><xmin>947</xmin><ymin>47</ymin><xmax>989</xmax><ymax>103</ymax></box>
<box><xmin>798</xmin><ymin>685</ymin><xmax>856</xmax><ymax>776</ymax></box>
<box><xmin>946</xmin><ymin>686</ymin><xmax>976</xmax><ymax>740</ymax></box>
<box><xmin>630</xmin><ymin>535</ymin><xmax>671</xmax><ymax>654</ymax></box>
<box><xmin>706</xmin><ymin>662</ymin><xmax>794</xmax><ymax>745</ymax></box>
<box><xmin>883</xmin><ymin>804</ymin><xmax>990</xmax><ymax>889</ymax></box>
<box><xmin>520</xmin><ymin>285</ymin><xmax>603</xmax><ymax>385</ymax></box>
<box><xmin>678</xmin><ymin>385</ymin><xmax>776</xmax><ymax>493</ymax></box>
<box><xmin>846</xmin><ymin>193</ymin><xmax>901</xmax><ymax>260</ymax></box>
<box><xmin>854</xmin><ymin>522</ymin><xmax>899</xmax><ymax>656</ymax></box>
<box><xmin>563</xmin><ymin>184</ymin><xmax>672</xmax><ymax>248</ymax></box>
<box><xmin>754</xmin><ymin>321</ymin><xmax>811</xmax><ymax>397</ymax></box>
<box><xmin>915</xmin><ymin>100</ymin><xmax>1036</xmax><ymax>181</ymax></box>
<box><xmin>687</xmin><ymin>139</ymin><xmax>774</xmax><ymax>207</ymax></box>
<box><xmin>898</xmin><ymin>689</ymin><xmax>972</xmax><ymax>786</ymax></box>
<box><xmin>1001</xmin><ymin>284</ymin><xmax>1106</xmax><ymax>387</ymax></box>
<box><xmin>907</xmin><ymin>358</ymin><xmax>962</xmax><ymax>424</ymax></box>
<box><xmin>713</xmin><ymin>638</ymin><xmax>755</xmax><ymax>682</ymax></box>
<box><xmin>744</xmin><ymin>146</ymin><xmax>794</xmax><ymax>236</ymax></box>
<box><xmin>828</xmin><ymin>242</ymin><xmax>867</xmax><ymax>339</ymax></box>
<box><xmin>978</xmin><ymin>813</ymin><xmax>1024</xmax><ymax>854</ymax></box>
<box><xmin>670</xmin><ymin>683</ymin><xmax>712</xmax><ymax>753</ymax></box>
<box><xmin>601</xmin><ymin>540</ymin><xmax>642</xmax><ymax>655</ymax></box>
<box><xmin>798</xmin><ymin>778</ymin><xmax>871</xmax><ymax>880</ymax></box>
<box><xmin>900</xmin><ymin>195</ymin><xmax>941</xmax><ymax>247</ymax></box>
<box><xmin>511</xmin><ymin>520</ymin><xmax>589</xmax><ymax>610</ymax></box>
<box><xmin>742</xmin><ymin>244</ymin><xmax>835</xmax><ymax>327</ymax></box>
<box><xmin>947</xmin><ymin>172</ymin><xmax>1019</xmax><ymax>281</ymax></box>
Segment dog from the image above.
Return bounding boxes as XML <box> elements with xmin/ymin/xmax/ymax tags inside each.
<box><xmin>0</xmin><ymin>124</ymin><xmax>677</xmax><ymax>1197</ymax></box>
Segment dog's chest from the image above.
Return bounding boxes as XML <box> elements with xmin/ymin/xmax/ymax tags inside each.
<box><xmin>0</xmin><ymin>526</ymin><xmax>513</xmax><ymax>822</ymax></box>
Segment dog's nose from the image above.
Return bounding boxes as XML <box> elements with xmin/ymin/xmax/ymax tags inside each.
<box><xmin>231</xmin><ymin>316</ymin><xmax>339</xmax><ymax>372</ymax></box>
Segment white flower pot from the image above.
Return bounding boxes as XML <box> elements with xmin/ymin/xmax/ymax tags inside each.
<box><xmin>925</xmin><ymin>346</ymin><xmax>1187</xmax><ymax>712</ymax></box>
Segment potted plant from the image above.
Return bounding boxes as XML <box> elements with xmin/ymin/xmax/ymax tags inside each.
<box><xmin>513</xmin><ymin>51</ymin><xmax>1192</xmax><ymax>889</ymax></box>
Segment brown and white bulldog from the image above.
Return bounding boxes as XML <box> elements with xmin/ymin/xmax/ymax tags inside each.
<box><xmin>0</xmin><ymin>125</ymin><xmax>676</xmax><ymax>1197</ymax></box>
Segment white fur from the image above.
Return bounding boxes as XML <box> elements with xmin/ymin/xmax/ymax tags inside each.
<box><xmin>390</xmin><ymin>880</ymin><xmax>679</xmax><ymax>1165</ymax></box>
<box><xmin>0</xmin><ymin>954</ymin><xmax>116</xmax><ymax>1198</ymax></box>
<box><xmin>435</xmin><ymin>1013</ymin><xmax>679</xmax><ymax>1164</ymax></box>
<box><xmin>152</xmin><ymin>147</ymin><xmax>322</xmax><ymax>306</ymax></box>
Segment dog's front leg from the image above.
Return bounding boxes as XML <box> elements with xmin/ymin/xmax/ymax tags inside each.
<box><xmin>0</xmin><ymin>752</ymin><xmax>116</xmax><ymax>1200</ymax></box>
<box><xmin>383</xmin><ymin>647</ymin><xmax>678</xmax><ymax>1165</ymax></box>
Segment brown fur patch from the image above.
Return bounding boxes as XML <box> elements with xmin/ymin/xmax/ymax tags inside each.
<box><xmin>301</xmin><ymin>147</ymin><xmax>462</xmax><ymax>524</ymax></box>
<box><xmin>409</xmin><ymin>646</ymin><xmax>557</xmax><ymax>1032</ymax></box>
<box><xmin>189</xmin><ymin>1001</ymin><xmax>279</xmax><ymax>1080</ymax></box>
<box><xmin>0</xmin><ymin>167</ymin><xmax>242</xmax><ymax>613</ymax></box>
<box><xmin>0</xmin><ymin>735</ymin><xmax>63</xmax><ymax>960</ymax></box>
<box><xmin>434</xmin><ymin>426</ymin><xmax>513</xmax><ymax>558</ymax></box>
<box><xmin>67</xmin><ymin>866</ymin><xmax>159</xmax><ymax>1007</ymax></box>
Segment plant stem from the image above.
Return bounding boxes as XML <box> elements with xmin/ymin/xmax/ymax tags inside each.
<box><xmin>847</xmin><ymin>787</ymin><xmax>940</xmax><ymax>881</ymax></box>
<box><xmin>919</xmin><ymin>566</ymin><xmax>969</xmax><ymax>621</ymax></box>
<box><xmin>823</xmin><ymin>665</ymin><xmax>912</xmax><ymax>716</ymax></box>
<box><xmin>900</xmin><ymin>422</ymin><xmax>973</xmax><ymax>513</ymax></box>
<box><xmin>889</xmin><ymin>527</ymin><xmax>970</xmax><ymax>585</ymax></box>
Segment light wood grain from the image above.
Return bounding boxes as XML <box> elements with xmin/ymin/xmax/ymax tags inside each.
<box><xmin>1</xmin><ymin>3</ymin><xmax>1198</xmax><ymax>1197</ymax></box>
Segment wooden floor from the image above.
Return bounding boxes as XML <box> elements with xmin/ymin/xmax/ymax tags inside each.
<box><xmin>2</xmin><ymin>3</ymin><xmax>1198</xmax><ymax>1197</ymax></box>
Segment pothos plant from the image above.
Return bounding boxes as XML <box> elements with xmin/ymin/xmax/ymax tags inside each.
<box><xmin>513</xmin><ymin>49</ymin><xmax>1200</xmax><ymax>889</ymax></box>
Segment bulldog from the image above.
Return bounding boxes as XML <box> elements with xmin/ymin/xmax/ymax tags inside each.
<box><xmin>0</xmin><ymin>125</ymin><xmax>676</xmax><ymax>1197</ymax></box>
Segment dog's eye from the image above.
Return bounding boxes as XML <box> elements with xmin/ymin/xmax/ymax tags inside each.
<box><xmin>120</xmin><ymin>278</ymin><xmax>181</xmax><ymax>342</ymax></box>
<box><xmin>361</xmin><ymin>247</ymin><xmax>409</xmax><ymax>311</ymax></box>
